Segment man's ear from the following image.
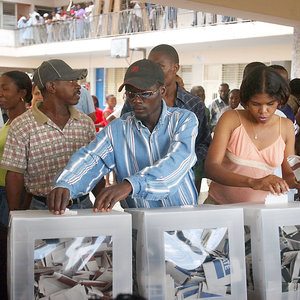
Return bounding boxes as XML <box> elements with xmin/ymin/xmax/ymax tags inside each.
<box><xmin>160</xmin><ymin>86</ymin><xmax>166</xmax><ymax>97</ymax></box>
<box><xmin>173</xmin><ymin>63</ymin><xmax>179</xmax><ymax>74</ymax></box>
<box><xmin>45</xmin><ymin>81</ymin><xmax>56</xmax><ymax>94</ymax></box>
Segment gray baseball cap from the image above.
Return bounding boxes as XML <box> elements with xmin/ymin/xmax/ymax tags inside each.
<box><xmin>33</xmin><ymin>59</ymin><xmax>87</xmax><ymax>90</ymax></box>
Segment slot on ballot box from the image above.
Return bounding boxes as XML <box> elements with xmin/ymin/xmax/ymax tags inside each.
<box><xmin>126</xmin><ymin>205</ymin><xmax>247</xmax><ymax>300</ymax></box>
<box><xmin>8</xmin><ymin>209</ymin><xmax>132</xmax><ymax>300</ymax></box>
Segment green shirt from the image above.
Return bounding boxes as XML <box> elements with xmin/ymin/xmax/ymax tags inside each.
<box><xmin>0</xmin><ymin>123</ymin><xmax>9</xmax><ymax>186</ymax></box>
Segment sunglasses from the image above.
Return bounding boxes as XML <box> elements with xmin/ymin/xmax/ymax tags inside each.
<box><xmin>125</xmin><ymin>89</ymin><xmax>159</xmax><ymax>101</ymax></box>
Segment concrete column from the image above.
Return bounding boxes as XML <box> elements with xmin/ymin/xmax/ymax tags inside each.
<box><xmin>88</xmin><ymin>67</ymin><xmax>96</xmax><ymax>96</ymax></box>
<box><xmin>292</xmin><ymin>26</ymin><xmax>300</xmax><ymax>79</ymax></box>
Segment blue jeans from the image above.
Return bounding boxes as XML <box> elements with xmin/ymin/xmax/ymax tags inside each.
<box><xmin>0</xmin><ymin>186</ymin><xmax>9</xmax><ymax>227</ymax></box>
<box><xmin>30</xmin><ymin>195</ymin><xmax>93</xmax><ymax>210</ymax></box>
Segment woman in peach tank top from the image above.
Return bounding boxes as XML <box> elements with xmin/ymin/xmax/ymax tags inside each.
<box><xmin>205</xmin><ymin>66</ymin><xmax>297</xmax><ymax>204</ymax></box>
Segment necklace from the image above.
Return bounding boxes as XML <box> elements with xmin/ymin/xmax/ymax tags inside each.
<box><xmin>248</xmin><ymin>112</ymin><xmax>258</xmax><ymax>140</ymax></box>
<box><xmin>252</xmin><ymin>123</ymin><xmax>258</xmax><ymax>139</ymax></box>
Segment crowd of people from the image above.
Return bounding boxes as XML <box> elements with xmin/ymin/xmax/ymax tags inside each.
<box><xmin>16</xmin><ymin>3</ymin><xmax>240</xmax><ymax>46</ymax></box>
<box><xmin>17</xmin><ymin>3</ymin><xmax>94</xmax><ymax>45</ymax></box>
<box><xmin>1</xmin><ymin>43</ymin><xmax>300</xmax><ymax>298</ymax></box>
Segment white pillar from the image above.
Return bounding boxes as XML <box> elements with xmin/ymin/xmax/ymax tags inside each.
<box><xmin>87</xmin><ymin>67</ymin><xmax>96</xmax><ymax>96</ymax></box>
<box><xmin>291</xmin><ymin>26</ymin><xmax>300</xmax><ymax>79</ymax></box>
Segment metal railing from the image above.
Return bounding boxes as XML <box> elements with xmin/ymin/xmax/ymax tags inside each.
<box><xmin>14</xmin><ymin>7</ymin><xmax>249</xmax><ymax>47</ymax></box>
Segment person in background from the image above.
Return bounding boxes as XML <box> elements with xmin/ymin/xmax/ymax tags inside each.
<box><xmin>190</xmin><ymin>85</ymin><xmax>210</xmax><ymax>126</ymax></box>
<box><xmin>0</xmin><ymin>59</ymin><xmax>101</xmax><ymax>211</ymax></box>
<box><xmin>219</xmin><ymin>89</ymin><xmax>241</xmax><ymax>116</ymax></box>
<box><xmin>92</xmin><ymin>95</ymin><xmax>107</xmax><ymax>132</ymax></box>
<box><xmin>84</xmin><ymin>1</ymin><xmax>93</xmax><ymax>38</ymax></box>
<box><xmin>24</xmin><ymin>14</ymin><xmax>34</xmax><ymax>45</ymax></box>
<box><xmin>205</xmin><ymin>66</ymin><xmax>297</xmax><ymax>205</ymax></box>
<box><xmin>289</xmin><ymin>78</ymin><xmax>300</xmax><ymax>115</ymax></box>
<box><xmin>270</xmin><ymin>65</ymin><xmax>295</xmax><ymax>124</ymax></box>
<box><xmin>75</xmin><ymin>4</ymin><xmax>86</xmax><ymax>39</ymax></box>
<box><xmin>168</xmin><ymin>7</ymin><xmax>178</xmax><ymax>28</ymax></box>
<box><xmin>43</xmin><ymin>13</ymin><xmax>52</xmax><ymax>43</ymax></box>
<box><xmin>47</xmin><ymin>59</ymin><xmax>199</xmax><ymax>214</ymax></box>
<box><xmin>291</xmin><ymin>79</ymin><xmax>300</xmax><ymax>155</ymax></box>
<box><xmin>209</xmin><ymin>83</ymin><xmax>230</xmax><ymax>132</ymax></box>
<box><xmin>17</xmin><ymin>15</ymin><xmax>27</xmax><ymax>45</ymax></box>
<box><xmin>106</xmin><ymin>93</ymin><xmax>126</xmax><ymax>124</ymax></box>
<box><xmin>242</xmin><ymin>61</ymin><xmax>265</xmax><ymax>79</ymax></box>
<box><xmin>103</xmin><ymin>94</ymin><xmax>117</xmax><ymax>186</ymax></box>
<box><xmin>0</xmin><ymin>71</ymin><xmax>32</xmax><ymax>225</ymax></box>
<box><xmin>59</xmin><ymin>7</ymin><xmax>70</xmax><ymax>41</ymax></box>
<box><xmin>0</xmin><ymin>71</ymin><xmax>32</xmax><ymax>300</ymax></box>
<box><xmin>31</xmin><ymin>84</ymin><xmax>43</xmax><ymax>107</ymax></box>
<box><xmin>75</xmin><ymin>86</ymin><xmax>96</xmax><ymax>121</ymax></box>
<box><xmin>228</xmin><ymin>89</ymin><xmax>240</xmax><ymax>109</ymax></box>
<box><xmin>31</xmin><ymin>7</ymin><xmax>43</xmax><ymax>44</ymax></box>
<box><xmin>190</xmin><ymin>85</ymin><xmax>211</xmax><ymax>192</ymax></box>
<box><xmin>103</xmin><ymin>94</ymin><xmax>117</xmax><ymax>122</ymax></box>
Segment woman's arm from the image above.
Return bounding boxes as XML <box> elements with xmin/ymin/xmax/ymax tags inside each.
<box><xmin>205</xmin><ymin>111</ymin><xmax>290</xmax><ymax>194</ymax></box>
<box><xmin>282</xmin><ymin>118</ymin><xmax>297</xmax><ymax>188</ymax></box>
<box><xmin>205</xmin><ymin>110</ymin><xmax>253</xmax><ymax>187</ymax></box>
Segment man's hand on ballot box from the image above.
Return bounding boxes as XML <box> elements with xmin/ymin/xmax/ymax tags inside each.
<box><xmin>47</xmin><ymin>180</ymin><xmax>132</xmax><ymax>214</ymax></box>
<box><xmin>47</xmin><ymin>187</ymin><xmax>71</xmax><ymax>215</ymax></box>
<box><xmin>94</xmin><ymin>180</ymin><xmax>132</xmax><ymax>213</ymax></box>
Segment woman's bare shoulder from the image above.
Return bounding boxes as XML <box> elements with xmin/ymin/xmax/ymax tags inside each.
<box><xmin>214</xmin><ymin>109</ymin><xmax>242</xmax><ymax>134</ymax></box>
<box><xmin>281</xmin><ymin>116</ymin><xmax>295</xmax><ymax>139</ymax></box>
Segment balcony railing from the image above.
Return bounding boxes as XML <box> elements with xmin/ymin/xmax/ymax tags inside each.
<box><xmin>14</xmin><ymin>7</ymin><xmax>250</xmax><ymax>47</ymax></box>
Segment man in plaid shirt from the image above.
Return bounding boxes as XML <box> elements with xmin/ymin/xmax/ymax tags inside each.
<box><xmin>0</xmin><ymin>59</ymin><xmax>101</xmax><ymax>211</ymax></box>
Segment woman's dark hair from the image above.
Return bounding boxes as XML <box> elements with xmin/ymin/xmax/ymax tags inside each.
<box><xmin>242</xmin><ymin>62</ymin><xmax>265</xmax><ymax>79</ymax></box>
<box><xmin>290</xmin><ymin>78</ymin><xmax>300</xmax><ymax>95</ymax></box>
<box><xmin>240</xmin><ymin>66</ymin><xmax>290</xmax><ymax>108</ymax></box>
<box><xmin>3</xmin><ymin>71</ymin><xmax>32</xmax><ymax>103</ymax></box>
<box><xmin>92</xmin><ymin>95</ymin><xmax>99</xmax><ymax>108</ymax></box>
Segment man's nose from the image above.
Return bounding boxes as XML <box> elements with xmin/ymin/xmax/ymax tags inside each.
<box><xmin>132</xmin><ymin>94</ymin><xmax>143</xmax><ymax>103</ymax></box>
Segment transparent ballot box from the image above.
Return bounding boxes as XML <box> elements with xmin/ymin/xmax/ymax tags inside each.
<box><xmin>235</xmin><ymin>202</ymin><xmax>300</xmax><ymax>300</ymax></box>
<box><xmin>8</xmin><ymin>210</ymin><xmax>132</xmax><ymax>300</ymax></box>
<box><xmin>126</xmin><ymin>205</ymin><xmax>247</xmax><ymax>300</ymax></box>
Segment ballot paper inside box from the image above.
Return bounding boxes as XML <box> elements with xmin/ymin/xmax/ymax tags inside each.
<box><xmin>126</xmin><ymin>205</ymin><xmax>247</xmax><ymax>300</ymax></box>
<box><xmin>233</xmin><ymin>202</ymin><xmax>300</xmax><ymax>300</ymax></box>
<box><xmin>8</xmin><ymin>210</ymin><xmax>132</xmax><ymax>300</ymax></box>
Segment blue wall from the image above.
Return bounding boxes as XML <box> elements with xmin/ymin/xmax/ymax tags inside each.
<box><xmin>95</xmin><ymin>68</ymin><xmax>105</xmax><ymax>109</ymax></box>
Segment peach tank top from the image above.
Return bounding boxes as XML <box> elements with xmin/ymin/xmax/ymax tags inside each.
<box><xmin>209</xmin><ymin>111</ymin><xmax>285</xmax><ymax>204</ymax></box>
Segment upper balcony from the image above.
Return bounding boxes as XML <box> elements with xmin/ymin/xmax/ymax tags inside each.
<box><xmin>0</xmin><ymin>6</ymin><xmax>294</xmax><ymax>68</ymax></box>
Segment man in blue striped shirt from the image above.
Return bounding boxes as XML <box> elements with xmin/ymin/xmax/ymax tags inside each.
<box><xmin>47</xmin><ymin>59</ymin><xmax>199</xmax><ymax>214</ymax></box>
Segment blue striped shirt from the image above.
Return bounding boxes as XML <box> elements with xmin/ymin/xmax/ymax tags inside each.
<box><xmin>54</xmin><ymin>100</ymin><xmax>199</xmax><ymax>208</ymax></box>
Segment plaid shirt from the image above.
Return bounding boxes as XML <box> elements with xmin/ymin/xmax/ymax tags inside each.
<box><xmin>0</xmin><ymin>104</ymin><xmax>95</xmax><ymax>196</ymax></box>
<box><xmin>209</xmin><ymin>97</ymin><xmax>230</xmax><ymax>131</ymax></box>
<box><xmin>121</xmin><ymin>84</ymin><xmax>211</xmax><ymax>163</ymax></box>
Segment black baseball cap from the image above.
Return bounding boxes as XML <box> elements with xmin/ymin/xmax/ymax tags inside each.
<box><xmin>118</xmin><ymin>59</ymin><xmax>164</xmax><ymax>92</ymax></box>
<box><xmin>33</xmin><ymin>59</ymin><xmax>87</xmax><ymax>90</ymax></box>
